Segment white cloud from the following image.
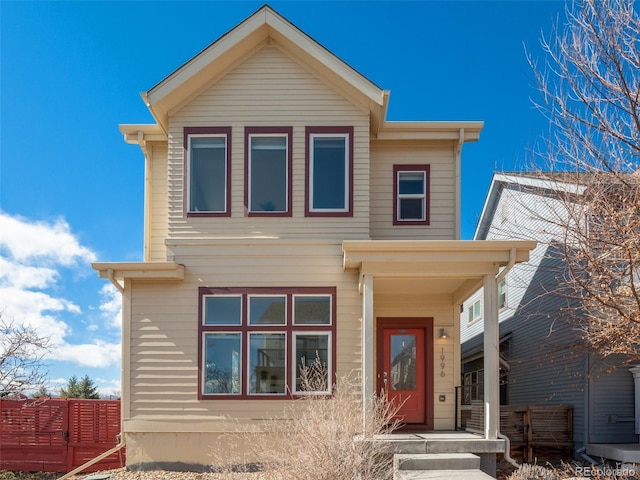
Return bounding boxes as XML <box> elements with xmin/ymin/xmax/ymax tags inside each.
<box><xmin>99</xmin><ymin>283</ymin><xmax>122</xmax><ymax>329</ymax></box>
<box><xmin>54</xmin><ymin>340</ymin><xmax>121</xmax><ymax>368</ymax></box>
<box><xmin>0</xmin><ymin>212</ymin><xmax>121</xmax><ymax>370</ymax></box>
<box><xmin>0</xmin><ymin>213</ymin><xmax>96</xmax><ymax>266</ymax></box>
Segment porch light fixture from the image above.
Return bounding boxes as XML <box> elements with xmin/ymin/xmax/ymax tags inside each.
<box><xmin>439</xmin><ymin>328</ymin><xmax>449</xmax><ymax>339</ymax></box>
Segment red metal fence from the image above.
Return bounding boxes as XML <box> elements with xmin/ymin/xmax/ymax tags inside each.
<box><xmin>0</xmin><ymin>398</ymin><xmax>125</xmax><ymax>473</ymax></box>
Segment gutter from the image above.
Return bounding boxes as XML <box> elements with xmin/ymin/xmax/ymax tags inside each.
<box><xmin>57</xmin><ymin>435</ymin><xmax>126</xmax><ymax>480</ymax></box>
<box><xmin>107</xmin><ymin>268</ymin><xmax>124</xmax><ymax>294</ymax></box>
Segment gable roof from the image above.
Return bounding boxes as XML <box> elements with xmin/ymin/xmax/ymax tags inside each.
<box><xmin>143</xmin><ymin>5</ymin><xmax>389</xmax><ymax>134</ymax></box>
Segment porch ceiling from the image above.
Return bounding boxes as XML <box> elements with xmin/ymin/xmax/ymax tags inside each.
<box><xmin>342</xmin><ymin>240</ymin><xmax>536</xmax><ymax>302</ymax></box>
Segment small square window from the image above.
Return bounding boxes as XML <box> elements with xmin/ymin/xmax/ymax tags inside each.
<box><xmin>204</xmin><ymin>296</ymin><xmax>242</xmax><ymax>325</ymax></box>
<box><xmin>249</xmin><ymin>296</ymin><xmax>286</xmax><ymax>325</ymax></box>
<box><xmin>393</xmin><ymin>165</ymin><xmax>430</xmax><ymax>225</ymax></box>
<box><xmin>293</xmin><ymin>295</ymin><xmax>331</xmax><ymax>325</ymax></box>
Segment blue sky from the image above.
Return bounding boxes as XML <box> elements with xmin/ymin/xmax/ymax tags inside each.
<box><xmin>0</xmin><ymin>1</ymin><xmax>565</xmax><ymax>396</ymax></box>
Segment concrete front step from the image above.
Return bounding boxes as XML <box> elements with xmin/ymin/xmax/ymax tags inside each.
<box><xmin>394</xmin><ymin>453</ymin><xmax>480</xmax><ymax>471</ymax></box>
<box><xmin>394</xmin><ymin>469</ymin><xmax>495</xmax><ymax>480</ymax></box>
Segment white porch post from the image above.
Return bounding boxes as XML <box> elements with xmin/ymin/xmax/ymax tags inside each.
<box><xmin>483</xmin><ymin>273</ymin><xmax>499</xmax><ymax>440</ymax></box>
<box><xmin>362</xmin><ymin>274</ymin><xmax>374</xmax><ymax>434</ymax></box>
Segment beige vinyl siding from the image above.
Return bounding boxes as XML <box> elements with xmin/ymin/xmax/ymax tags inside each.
<box><xmin>164</xmin><ymin>43</ymin><xmax>370</xmax><ymax>242</ymax></box>
<box><xmin>370</xmin><ymin>141</ymin><xmax>456</xmax><ymax>240</ymax></box>
<box><xmin>146</xmin><ymin>143</ymin><xmax>168</xmax><ymax>262</ymax></box>
<box><xmin>375</xmin><ymin>293</ymin><xmax>458</xmax><ymax>430</ymax></box>
<box><xmin>126</xmin><ymin>240</ymin><xmax>360</xmax><ymax>431</ymax></box>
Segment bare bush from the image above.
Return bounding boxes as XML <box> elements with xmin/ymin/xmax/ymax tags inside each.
<box><xmin>0</xmin><ymin>314</ymin><xmax>51</xmax><ymax>396</ymax></box>
<box><xmin>210</xmin><ymin>365</ymin><xmax>401</xmax><ymax>480</ymax></box>
<box><xmin>527</xmin><ymin>0</ymin><xmax>640</xmax><ymax>360</ymax></box>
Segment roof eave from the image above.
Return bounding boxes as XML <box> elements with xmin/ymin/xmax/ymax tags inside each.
<box><xmin>375</xmin><ymin>121</ymin><xmax>484</xmax><ymax>141</ymax></box>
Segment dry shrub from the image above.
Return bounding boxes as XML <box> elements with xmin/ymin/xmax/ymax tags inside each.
<box><xmin>508</xmin><ymin>462</ymin><xmax>638</xmax><ymax>480</ymax></box>
<box><xmin>210</xmin><ymin>363</ymin><xmax>401</xmax><ymax>480</ymax></box>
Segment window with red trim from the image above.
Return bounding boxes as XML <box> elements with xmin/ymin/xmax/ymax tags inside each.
<box><xmin>184</xmin><ymin>127</ymin><xmax>232</xmax><ymax>217</ymax></box>
<box><xmin>305</xmin><ymin>126</ymin><xmax>353</xmax><ymax>217</ymax></box>
<box><xmin>245</xmin><ymin>127</ymin><xmax>293</xmax><ymax>216</ymax></box>
<box><xmin>198</xmin><ymin>287</ymin><xmax>335</xmax><ymax>399</ymax></box>
<box><xmin>393</xmin><ymin>164</ymin><xmax>430</xmax><ymax>225</ymax></box>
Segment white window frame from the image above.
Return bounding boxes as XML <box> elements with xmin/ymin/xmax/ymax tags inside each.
<box><xmin>247</xmin><ymin>133</ymin><xmax>289</xmax><ymax>214</ymax></box>
<box><xmin>396</xmin><ymin>170</ymin><xmax>427</xmax><ymax>222</ymax></box>
<box><xmin>308</xmin><ymin>133</ymin><xmax>350</xmax><ymax>213</ymax></box>
<box><xmin>292</xmin><ymin>294</ymin><xmax>333</xmax><ymax>326</ymax></box>
<box><xmin>468</xmin><ymin>299</ymin><xmax>482</xmax><ymax>324</ymax></box>
<box><xmin>187</xmin><ymin>133</ymin><xmax>228</xmax><ymax>214</ymax></box>
<box><xmin>292</xmin><ymin>331</ymin><xmax>332</xmax><ymax>395</ymax></box>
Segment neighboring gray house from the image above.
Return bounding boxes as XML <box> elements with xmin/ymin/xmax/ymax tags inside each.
<box><xmin>460</xmin><ymin>172</ymin><xmax>639</xmax><ymax>461</ymax></box>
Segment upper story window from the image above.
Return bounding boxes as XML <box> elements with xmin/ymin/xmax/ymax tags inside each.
<box><xmin>393</xmin><ymin>164</ymin><xmax>430</xmax><ymax>225</ymax></box>
<box><xmin>245</xmin><ymin>127</ymin><xmax>292</xmax><ymax>216</ymax></box>
<box><xmin>498</xmin><ymin>279</ymin><xmax>507</xmax><ymax>310</ymax></box>
<box><xmin>184</xmin><ymin>127</ymin><xmax>232</xmax><ymax>216</ymax></box>
<box><xmin>305</xmin><ymin>126</ymin><xmax>353</xmax><ymax>217</ymax></box>
<box><xmin>468</xmin><ymin>298</ymin><xmax>482</xmax><ymax>324</ymax></box>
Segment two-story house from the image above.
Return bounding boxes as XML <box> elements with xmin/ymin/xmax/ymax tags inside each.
<box><xmin>93</xmin><ymin>6</ymin><xmax>534</xmax><ymax>471</ymax></box>
<box><xmin>460</xmin><ymin>172</ymin><xmax>640</xmax><ymax>463</ymax></box>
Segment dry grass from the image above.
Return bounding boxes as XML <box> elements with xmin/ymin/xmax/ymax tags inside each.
<box><xmin>507</xmin><ymin>462</ymin><xmax>639</xmax><ymax>480</ymax></box>
<box><xmin>210</xmin><ymin>366</ymin><xmax>401</xmax><ymax>480</ymax></box>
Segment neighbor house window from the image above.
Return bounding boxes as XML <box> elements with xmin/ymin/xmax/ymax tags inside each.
<box><xmin>199</xmin><ymin>287</ymin><xmax>335</xmax><ymax>399</ymax></box>
<box><xmin>468</xmin><ymin>299</ymin><xmax>482</xmax><ymax>324</ymax></box>
<box><xmin>184</xmin><ymin>127</ymin><xmax>232</xmax><ymax>216</ymax></box>
<box><xmin>305</xmin><ymin>126</ymin><xmax>353</xmax><ymax>216</ymax></box>
<box><xmin>245</xmin><ymin>127</ymin><xmax>292</xmax><ymax>216</ymax></box>
<box><xmin>498</xmin><ymin>279</ymin><xmax>507</xmax><ymax>310</ymax></box>
<box><xmin>393</xmin><ymin>165</ymin><xmax>430</xmax><ymax>225</ymax></box>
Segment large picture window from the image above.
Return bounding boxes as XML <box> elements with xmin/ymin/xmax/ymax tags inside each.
<box><xmin>184</xmin><ymin>127</ymin><xmax>231</xmax><ymax>217</ymax></box>
<box><xmin>393</xmin><ymin>164</ymin><xmax>430</xmax><ymax>225</ymax></box>
<box><xmin>305</xmin><ymin>126</ymin><xmax>353</xmax><ymax>216</ymax></box>
<box><xmin>245</xmin><ymin>127</ymin><xmax>292</xmax><ymax>216</ymax></box>
<box><xmin>199</xmin><ymin>287</ymin><xmax>335</xmax><ymax>399</ymax></box>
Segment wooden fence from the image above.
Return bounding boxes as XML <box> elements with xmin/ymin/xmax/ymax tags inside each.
<box><xmin>458</xmin><ymin>402</ymin><xmax>573</xmax><ymax>462</ymax></box>
<box><xmin>0</xmin><ymin>398</ymin><xmax>125</xmax><ymax>473</ymax></box>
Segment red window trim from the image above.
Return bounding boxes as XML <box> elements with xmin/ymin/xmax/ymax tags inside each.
<box><xmin>244</xmin><ymin>127</ymin><xmax>293</xmax><ymax>217</ymax></box>
<box><xmin>183</xmin><ymin>127</ymin><xmax>232</xmax><ymax>218</ymax></box>
<box><xmin>305</xmin><ymin>126</ymin><xmax>354</xmax><ymax>217</ymax></box>
<box><xmin>197</xmin><ymin>286</ymin><xmax>337</xmax><ymax>400</ymax></box>
<box><xmin>393</xmin><ymin>164</ymin><xmax>430</xmax><ymax>226</ymax></box>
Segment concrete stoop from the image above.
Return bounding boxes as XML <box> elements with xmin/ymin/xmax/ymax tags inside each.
<box><xmin>393</xmin><ymin>453</ymin><xmax>495</xmax><ymax>480</ymax></box>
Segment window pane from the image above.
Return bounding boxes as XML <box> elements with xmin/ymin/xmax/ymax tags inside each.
<box><xmin>399</xmin><ymin>198</ymin><xmax>424</xmax><ymax>220</ymax></box>
<box><xmin>204</xmin><ymin>333</ymin><xmax>240</xmax><ymax>394</ymax></box>
<box><xmin>390</xmin><ymin>334</ymin><xmax>417</xmax><ymax>391</ymax></box>
<box><xmin>312</xmin><ymin>137</ymin><xmax>346</xmax><ymax>210</ymax></box>
<box><xmin>190</xmin><ymin>137</ymin><xmax>226</xmax><ymax>212</ymax></box>
<box><xmin>294</xmin><ymin>296</ymin><xmax>331</xmax><ymax>325</ymax></box>
<box><xmin>249</xmin><ymin>333</ymin><xmax>286</xmax><ymax>394</ymax></box>
<box><xmin>204</xmin><ymin>296</ymin><xmax>241</xmax><ymax>325</ymax></box>
<box><xmin>250</xmin><ymin>136</ymin><xmax>287</xmax><ymax>212</ymax></box>
<box><xmin>249</xmin><ymin>296</ymin><xmax>286</xmax><ymax>325</ymax></box>
<box><xmin>498</xmin><ymin>280</ymin><xmax>507</xmax><ymax>309</ymax></box>
<box><xmin>398</xmin><ymin>172</ymin><xmax>425</xmax><ymax>195</ymax></box>
<box><xmin>295</xmin><ymin>334</ymin><xmax>329</xmax><ymax>392</ymax></box>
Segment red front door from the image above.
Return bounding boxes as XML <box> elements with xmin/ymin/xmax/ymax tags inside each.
<box><xmin>380</xmin><ymin>327</ymin><xmax>426</xmax><ymax>424</ymax></box>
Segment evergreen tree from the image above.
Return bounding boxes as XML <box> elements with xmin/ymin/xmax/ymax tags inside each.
<box><xmin>60</xmin><ymin>374</ymin><xmax>100</xmax><ymax>399</ymax></box>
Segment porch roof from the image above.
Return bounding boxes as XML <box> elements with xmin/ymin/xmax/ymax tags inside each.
<box><xmin>342</xmin><ymin>240</ymin><xmax>536</xmax><ymax>302</ymax></box>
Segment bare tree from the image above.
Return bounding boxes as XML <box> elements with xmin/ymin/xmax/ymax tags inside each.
<box><xmin>528</xmin><ymin>0</ymin><xmax>640</xmax><ymax>359</ymax></box>
<box><xmin>0</xmin><ymin>314</ymin><xmax>51</xmax><ymax>396</ymax></box>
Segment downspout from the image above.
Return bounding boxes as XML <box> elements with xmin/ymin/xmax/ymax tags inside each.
<box><xmin>497</xmin><ymin>248</ymin><xmax>519</xmax><ymax>468</ymax></box>
<box><xmin>107</xmin><ymin>268</ymin><xmax>124</xmax><ymax>294</ymax></box>
<box><xmin>57</xmin><ymin>435</ymin><xmax>126</xmax><ymax>480</ymax></box>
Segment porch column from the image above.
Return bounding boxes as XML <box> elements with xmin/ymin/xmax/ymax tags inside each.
<box><xmin>362</xmin><ymin>274</ymin><xmax>374</xmax><ymax>434</ymax></box>
<box><xmin>483</xmin><ymin>273</ymin><xmax>499</xmax><ymax>439</ymax></box>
